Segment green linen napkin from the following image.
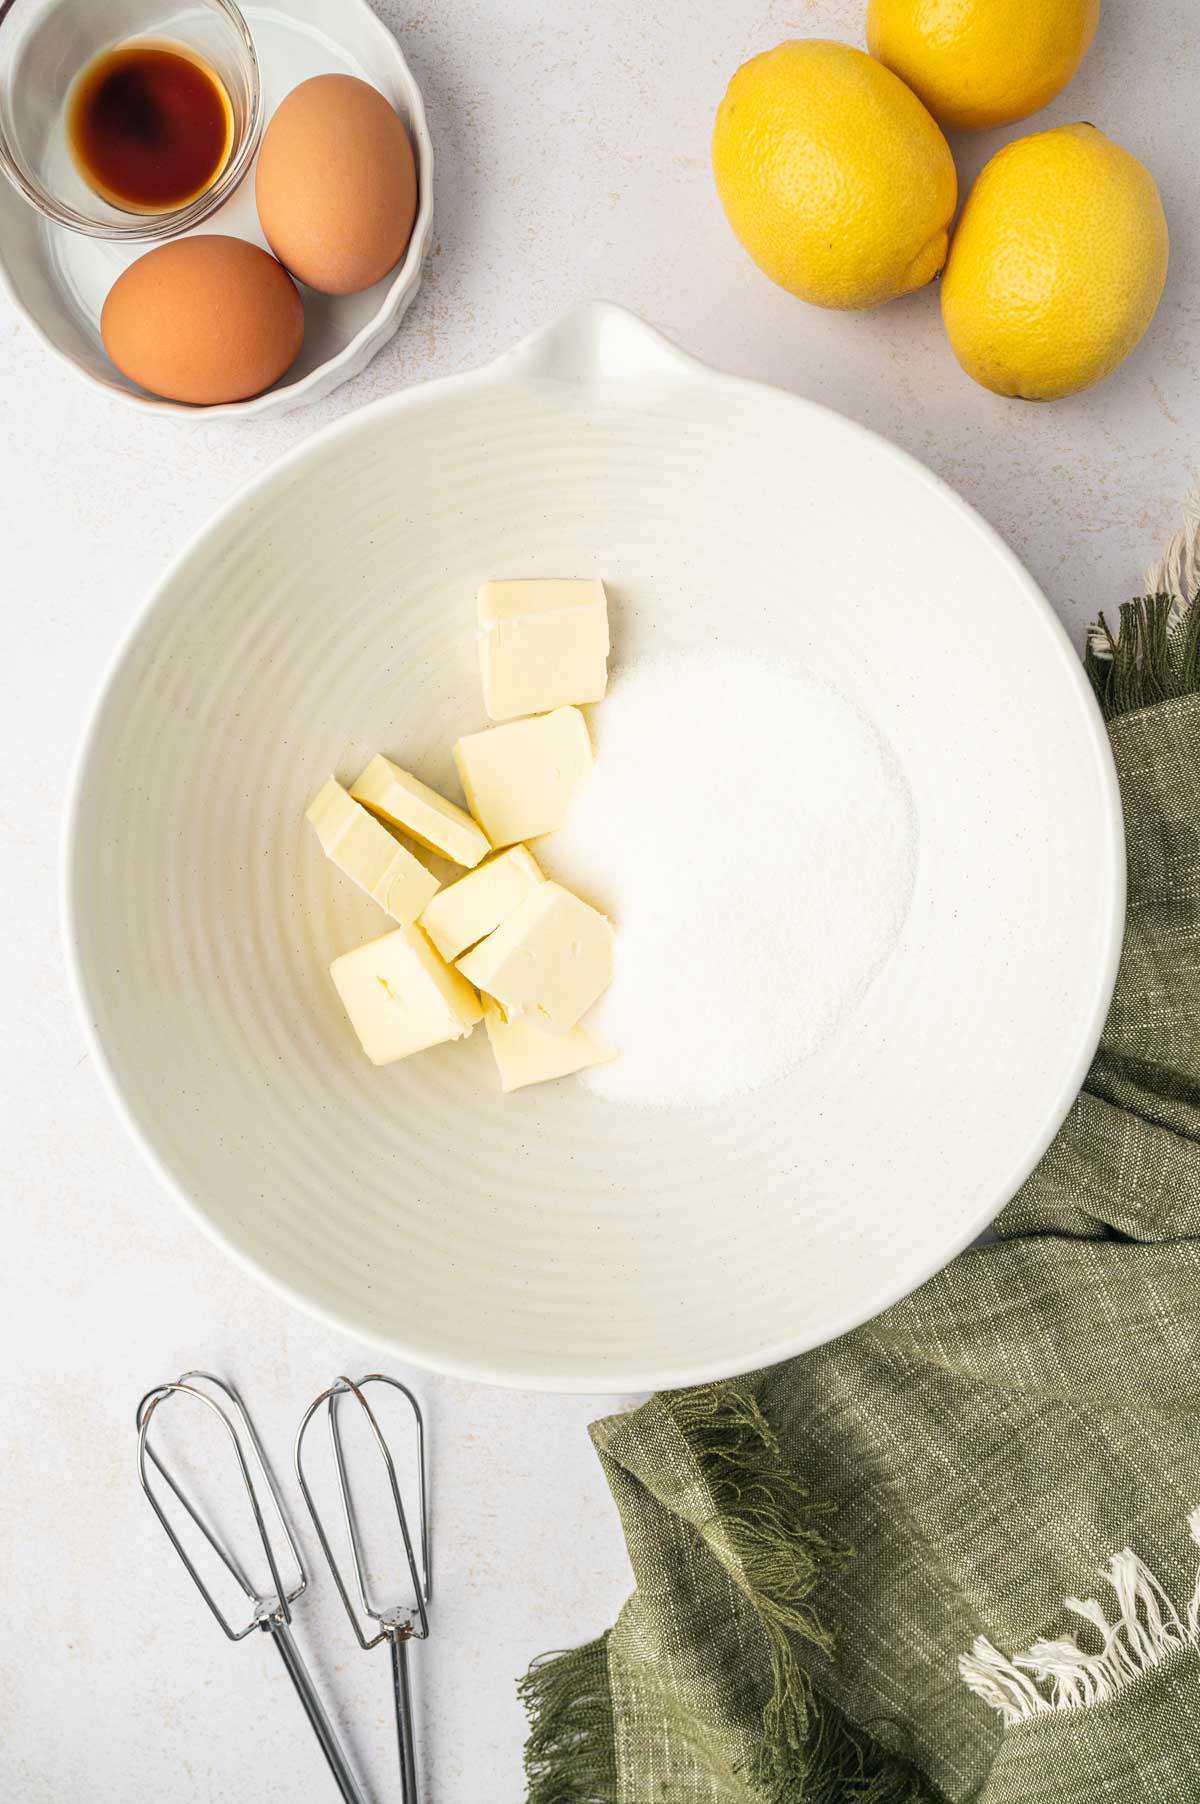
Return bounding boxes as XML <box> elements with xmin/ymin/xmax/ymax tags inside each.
<box><xmin>520</xmin><ymin>579</ymin><xmax>1200</xmax><ymax>1804</ymax></box>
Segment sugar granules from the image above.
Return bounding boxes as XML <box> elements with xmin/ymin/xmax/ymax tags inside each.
<box><xmin>539</xmin><ymin>649</ymin><xmax>917</xmax><ymax>1109</ymax></box>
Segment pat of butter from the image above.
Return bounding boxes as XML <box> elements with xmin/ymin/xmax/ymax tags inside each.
<box><xmin>330</xmin><ymin>924</ymin><xmax>483</xmax><ymax>1066</ymax></box>
<box><xmin>479</xmin><ymin>578</ymin><xmax>610</xmax><ymax>722</ymax></box>
<box><xmin>419</xmin><ymin>845</ymin><xmax>544</xmax><ymax>963</ymax></box>
<box><xmin>306</xmin><ymin>777</ymin><xmax>440</xmax><ymax>925</ymax></box>
<box><xmin>350</xmin><ymin>753</ymin><xmax>491</xmax><ymax>869</ymax></box>
<box><xmin>453</xmin><ymin>708</ymin><xmax>592</xmax><ymax>848</ymax></box>
<box><xmin>483</xmin><ymin>1000</ymin><xmax>615</xmax><ymax>1092</ymax></box>
<box><xmin>457</xmin><ymin>880</ymin><xmax>613</xmax><ymax>1035</ymax></box>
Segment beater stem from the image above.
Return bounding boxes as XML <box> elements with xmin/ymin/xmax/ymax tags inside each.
<box><xmin>267</xmin><ymin>1617</ymin><xmax>369</xmax><ymax>1804</ymax></box>
<box><xmin>390</xmin><ymin>1630</ymin><xmax>419</xmax><ymax>1804</ymax></box>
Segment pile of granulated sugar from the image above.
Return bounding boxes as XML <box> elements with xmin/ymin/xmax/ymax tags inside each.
<box><xmin>538</xmin><ymin>649</ymin><xmax>917</xmax><ymax>1109</ymax></box>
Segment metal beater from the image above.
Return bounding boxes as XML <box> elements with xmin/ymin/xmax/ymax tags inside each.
<box><xmin>295</xmin><ymin>1375</ymin><xmax>431</xmax><ymax>1804</ymax></box>
<box><xmin>135</xmin><ymin>1371</ymin><xmax>368</xmax><ymax>1804</ymax></box>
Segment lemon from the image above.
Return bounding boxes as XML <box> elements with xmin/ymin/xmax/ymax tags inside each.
<box><xmin>867</xmin><ymin>0</ymin><xmax>1100</xmax><ymax>132</ymax></box>
<box><xmin>712</xmin><ymin>40</ymin><xmax>956</xmax><ymax>310</ymax></box>
<box><xmin>941</xmin><ymin>125</ymin><xmax>1168</xmax><ymax>400</ymax></box>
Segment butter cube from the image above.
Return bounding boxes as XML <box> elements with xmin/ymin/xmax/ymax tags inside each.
<box><xmin>483</xmin><ymin>1000</ymin><xmax>615</xmax><ymax>1092</ymax></box>
<box><xmin>306</xmin><ymin>778</ymin><xmax>440</xmax><ymax>925</ymax></box>
<box><xmin>453</xmin><ymin>708</ymin><xmax>592</xmax><ymax>848</ymax></box>
<box><xmin>350</xmin><ymin>754</ymin><xmax>491</xmax><ymax>869</ymax></box>
<box><xmin>330</xmin><ymin>924</ymin><xmax>483</xmax><ymax>1066</ymax></box>
<box><xmin>418</xmin><ymin>845</ymin><xmax>545</xmax><ymax>963</ymax></box>
<box><xmin>479</xmin><ymin>578</ymin><xmax>610</xmax><ymax>722</ymax></box>
<box><xmin>457</xmin><ymin>881</ymin><xmax>613</xmax><ymax>1034</ymax></box>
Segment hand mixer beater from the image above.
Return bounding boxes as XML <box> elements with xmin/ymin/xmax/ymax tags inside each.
<box><xmin>136</xmin><ymin>1368</ymin><xmax>431</xmax><ymax>1801</ymax></box>
<box><xmin>295</xmin><ymin>1375</ymin><xmax>431</xmax><ymax>1804</ymax></box>
<box><xmin>135</xmin><ymin>1370</ymin><xmax>369</xmax><ymax>1804</ymax></box>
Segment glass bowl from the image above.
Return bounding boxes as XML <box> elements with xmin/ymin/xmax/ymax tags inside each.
<box><xmin>0</xmin><ymin>0</ymin><xmax>261</xmax><ymax>239</ymax></box>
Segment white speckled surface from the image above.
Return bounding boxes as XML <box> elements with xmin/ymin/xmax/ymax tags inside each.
<box><xmin>2</xmin><ymin>0</ymin><xmax>1198</xmax><ymax>1797</ymax></box>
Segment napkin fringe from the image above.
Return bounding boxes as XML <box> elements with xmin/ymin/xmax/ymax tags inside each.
<box><xmin>668</xmin><ymin>1383</ymin><xmax>844</xmax><ymax>1796</ymax></box>
<box><xmin>665</xmin><ymin>1384</ymin><xmax>931</xmax><ymax>1800</ymax></box>
<box><xmin>1086</xmin><ymin>489</ymin><xmax>1200</xmax><ymax>719</ymax></box>
<box><xmin>1084</xmin><ymin>591</ymin><xmax>1200</xmax><ymax>721</ymax></box>
<box><xmin>1143</xmin><ymin>489</ymin><xmax>1200</xmax><ymax>605</ymax></box>
<box><xmin>959</xmin><ymin>1509</ymin><xmax>1200</xmax><ymax>1723</ymax></box>
<box><xmin>521</xmin><ymin>1383</ymin><xmax>931</xmax><ymax>1802</ymax></box>
<box><xmin>520</xmin><ymin>1631</ymin><xmax>617</xmax><ymax>1804</ymax></box>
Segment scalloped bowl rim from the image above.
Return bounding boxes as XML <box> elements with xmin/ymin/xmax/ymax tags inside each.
<box><xmin>0</xmin><ymin>0</ymin><xmax>434</xmax><ymax>420</ymax></box>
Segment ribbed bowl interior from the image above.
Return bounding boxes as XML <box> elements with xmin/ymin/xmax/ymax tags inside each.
<box><xmin>66</xmin><ymin>307</ymin><xmax>1123</xmax><ymax>1390</ymax></box>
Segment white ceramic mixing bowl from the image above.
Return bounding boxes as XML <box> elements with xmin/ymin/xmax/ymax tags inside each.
<box><xmin>65</xmin><ymin>304</ymin><xmax>1124</xmax><ymax>1391</ymax></box>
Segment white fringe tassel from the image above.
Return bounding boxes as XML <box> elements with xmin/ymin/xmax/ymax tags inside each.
<box><xmin>959</xmin><ymin>1509</ymin><xmax>1200</xmax><ymax>1723</ymax></box>
<box><xmin>1086</xmin><ymin>490</ymin><xmax>1200</xmax><ymax>663</ymax></box>
<box><xmin>1144</xmin><ymin>489</ymin><xmax>1200</xmax><ymax>605</ymax></box>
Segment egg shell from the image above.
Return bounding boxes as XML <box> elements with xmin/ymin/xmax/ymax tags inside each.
<box><xmin>255</xmin><ymin>74</ymin><xmax>418</xmax><ymax>297</ymax></box>
<box><xmin>101</xmin><ymin>235</ymin><xmax>304</xmax><ymax>405</ymax></box>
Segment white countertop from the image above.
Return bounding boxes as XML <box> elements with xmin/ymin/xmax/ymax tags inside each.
<box><xmin>3</xmin><ymin>1</ymin><xmax>1197</xmax><ymax>1797</ymax></box>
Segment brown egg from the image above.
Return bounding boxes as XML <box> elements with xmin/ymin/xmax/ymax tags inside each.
<box><xmin>102</xmin><ymin>235</ymin><xmax>304</xmax><ymax>405</ymax></box>
<box><xmin>255</xmin><ymin>74</ymin><xmax>418</xmax><ymax>296</ymax></box>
